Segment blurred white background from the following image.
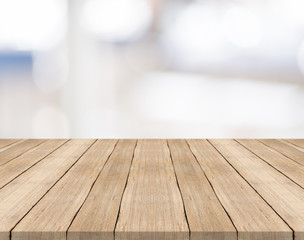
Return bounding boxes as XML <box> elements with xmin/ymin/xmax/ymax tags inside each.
<box><xmin>0</xmin><ymin>0</ymin><xmax>304</xmax><ymax>138</ymax></box>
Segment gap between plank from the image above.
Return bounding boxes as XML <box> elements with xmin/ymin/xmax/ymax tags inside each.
<box><xmin>257</xmin><ymin>139</ymin><xmax>304</xmax><ymax>167</ymax></box>
<box><xmin>207</xmin><ymin>139</ymin><xmax>295</xmax><ymax>240</ymax></box>
<box><xmin>280</xmin><ymin>140</ymin><xmax>304</xmax><ymax>152</ymax></box>
<box><xmin>65</xmin><ymin>139</ymin><xmax>120</xmax><ymax>239</ymax></box>
<box><xmin>236</xmin><ymin>140</ymin><xmax>304</xmax><ymax>191</ymax></box>
<box><xmin>184</xmin><ymin>140</ymin><xmax>239</xmax><ymax>239</ymax></box>
<box><xmin>113</xmin><ymin>140</ymin><xmax>138</xmax><ymax>239</ymax></box>
<box><xmin>166</xmin><ymin>140</ymin><xmax>191</xmax><ymax>240</ymax></box>
<box><xmin>9</xmin><ymin>139</ymin><xmax>98</xmax><ymax>240</ymax></box>
<box><xmin>0</xmin><ymin>140</ymin><xmax>25</xmax><ymax>153</ymax></box>
<box><xmin>0</xmin><ymin>139</ymin><xmax>21</xmax><ymax>151</ymax></box>
<box><xmin>0</xmin><ymin>140</ymin><xmax>70</xmax><ymax>191</ymax></box>
<box><xmin>0</xmin><ymin>140</ymin><xmax>48</xmax><ymax>167</ymax></box>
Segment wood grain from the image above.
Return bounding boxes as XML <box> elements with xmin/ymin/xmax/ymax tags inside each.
<box><xmin>168</xmin><ymin>139</ymin><xmax>236</xmax><ymax>240</ymax></box>
<box><xmin>237</xmin><ymin>139</ymin><xmax>304</xmax><ymax>188</ymax></box>
<box><xmin>210</xmin><ymin>139</ymin><xmax>304</xmax><ymax>240</ymax></box>
<box><xmin>187</xmin><ymin>139</ymin><xmax>292</xmax><ymax>240</ymax></box>
<box><xmin>0</xmin><ymin>139</ymin><xmax>67</xmax><ymax>189</ymax></box>
<box><xmin>279</xmin><ymin>140</ymin><xmax>304</xmax><ymax>153</ymax></box>
<box><xmin>0</xmin><ymin>139</ymin><xmax>46</xmax><ymax>166</ymax></box>
<box><xmin>0</xmin><ymin>139</ymin><xmax>21</xmax><ymax>150</ymax></box>
<box><xmin>68</xmin><ymin>139</ymin><xmax>137</xmax><ymax>240</ymax></box>
<box><xmin>0</xmin><ymin>139</ymin><xmax>94</xmax><ymax>240</ymax></box>
<box><xmin>283</xmin><ymin>139</ymin><xmax>304</xmax><ymax>150</ymax></box>
<box><xmin>0</xmin><ymin>139</ymin><xmax>303</xmax><ymax>240</ymax></box>
<box><xmin>115</xmin><ymin>140</ymin><xmax>189</xmax><ymax>240</ymax></box>
<box><xmin>259</xmin><ymin>139</ymin><xmax>304</xmax><ymax>166</ymax></box>
<box><xmin>0</xmin><ymin>140</ymin><xmax>26</xmax><ymax>153</ymax></box>
<box><xmin>12</xmin><ymin>139</ymin><xmax>117</xmax><ymax>240</ymax></box>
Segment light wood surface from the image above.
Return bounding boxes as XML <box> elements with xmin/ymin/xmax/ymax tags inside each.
<box><xmin>209</xmin><ymin>139</ymin><xmax>304</xmax><ymax>240</ymax></box>
<box><xmin>283</xmin><ymin>139</ymin><xmax>304</xmax><ymax>150</ymax></box>
<box><xmin>0</xmin><ymin>139</ymin><xmax>21</xmax><ymax>150</ymax></box>
<box><xmin>115</xmin><ymin>140</ymin><xmax>189</xmax><ymax>240</ymax></box>
<box><xmin>168</xmin><ymin>139</ymin><xmax>236</xmax><ymax>240</ymax></box>
<box><xmin>12</xmin><ymin>139</ymin><xmax>117</xmax><ymax>240</ymax></box>
<box><xmin>0</xmin><ymin>139</ymin><xmax>304</xmax><ymax>240</ymax></box>
<box><xmin>0</xmin><ymin>139</ymin><xmax>67</xmax><ymax>189</ymax></box>
<box><xmin>0</xmin><ymin>139</ymin><xmax>94</xmax><ymax>240</ymax></box>
<box><xmin>0</xmin><ymin>139</ymin><xmax>45</xmax><ymax>166</ymax></box>
<box><xmin>237</xmin><ymin>139</ymin><xmax>304</xmax><ymax>188</ymax></box>
<box><xmin>188</xmin><ymin>139</ymin><xmax>291</xmax><ymax>240</ymax></box>
<box><xmin>68</xmin><ymin>139</ymin><xmax>136</xmax><ymax>240</ymax></box>
<box><xmin>0</xmin><ymin>140</ymin><xmax>25</xmax><ymax>153</ymax></box>
<box><xmin>259</xmin><ymin>139</ymin><xmax>304</xmax><ymax>166</ymax></box>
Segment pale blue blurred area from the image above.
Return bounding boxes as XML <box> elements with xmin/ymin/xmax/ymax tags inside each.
<box><xmin>0</xmin><ymin>52</ymin><xmax>32</xmax><ymax>73</ymax></box>
<box><xmin>0</xmin><ymin>0</ymin><xmax>304</xmax><ymax>138</ymax></box>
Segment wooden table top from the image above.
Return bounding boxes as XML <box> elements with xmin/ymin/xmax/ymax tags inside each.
<box><xmin>0</xmin><ymin>139</ymin><xmax>304</xmax><ymax>240</ymax></box>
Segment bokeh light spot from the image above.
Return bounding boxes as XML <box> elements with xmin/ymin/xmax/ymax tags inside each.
<box><xmin>82</xmin><ymin>0</ymin><xmax>153</xmax><ymax>42</ymax></box>
<box><xmin>223</xmin><ymin>6</ymin><xmax>262</xmax><ymax>48</ymax></box>
<box><xmin>32</xmin><ymin>105</ymin><xmax>70</xmax><ymax>138</ymax></box>
<box><xmin>0</xmin><ymin>0</ymin><xmax>66</xmax><ymax>50</ymax></box>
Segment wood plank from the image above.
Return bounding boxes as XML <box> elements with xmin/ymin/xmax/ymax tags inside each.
<box><xmin>0</xmin><ymin>139</ymin><xmax>68</xmax><ymax>189</ymax></box>
<box><xmin>0</xmin><ymin>139</ymin><xmax>46</xmax><ymax>166</ymax></box>
<box><xmin>115</xmin><ymin>140</ymin><xmax>189</xmax><ymax>240</ymax></box>
<box><xmin>12</xmin><ymin>139</ymin><xmax>117</xmax><ymax>240</ymax></box>
<box><xmin>237</xmin><ymin>139</ymin><xmax>304</xmax><ymax>189</ymax></box>
<box><xmin>283</xmin><ymin>139</ymin><xmax>304</xmax><ymax>150</ymax></box>
<box><xmin>259</xmin><ymin>139</ymin><xmax>304</xmax><ymax>166</ymax></box>
<box><xmin>0</xmin><ymin>139</ymin><xmax>20</xmax><ymax>150</ymax></box>
<box><xmin>187</xmin><ymin>139</ymin><xmax>292</xmax><ymax>240</ymax></box>
<box><xmin>209</xmin><ymin>139</ymin><xmax>304</xmax><ymax>240</ymax></box>
<box><xmin>0</xmin><ymin>140</ymin><xmax>25</xmax><ymax>153</ymax></box>
<box><xmin>0</xmin><ymin>139</ymin><xmax>94</xmax><ymax>240</ymax></box>
<box><xmin>168</xmin><ymin>140</ymin><xmax>236</xmax><ymax>240</ymax></box>
<box><xmin>279</xmin><ymin>140</ymin><xmax>304</xmax><ymax>153</ymax></box>
<box><xmin>68</xmin><ymin>139</ymin><xmax>137</xmax><ymax>240</ymax></box>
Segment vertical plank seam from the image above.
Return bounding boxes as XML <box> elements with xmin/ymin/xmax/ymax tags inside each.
<box><xmin>9</xmin><ymin>139</ymin><xmax>97</xmax><ymax>240</ymax></box>
<box><xmin>113</xmin><ymin>139</ymin><xmax>138</xmax><ymax>240</ymax></box>
<box><xmin>185</xmin><ymin>139</ymin><xmax>238</xmax><ymax>239</ymax></box>
<box><xmin>0</xmin><ymin>140</ymin><xmax>70</xmax><ymax>191</ymax></box>
<box><xmin>257</xmin><ymin>139</ymin><xmax>304</xmax><ymax>167</ymax></box>
<box><xmin>65</xmin><ymin>139</ymin><xmax>120</xmax><ymax>239</ymax></box>
<box><xmin>0</xmin><ymin>139</ymin><xmax>48</xmax><ymax>167</ymax></box>
<box><xmin>208</xmin><ymin>139</ymin><xmax>295</xmax><ymax>240</ymax></box>
<box><xmin>166</xmin><ymin>140</ymin><xmax>191</xmax><ymax>240</ymax></box>
<box><xmin>236</xmin><ymin>140</ymin><xmax>304</xmax><ymax>191</ymax></box>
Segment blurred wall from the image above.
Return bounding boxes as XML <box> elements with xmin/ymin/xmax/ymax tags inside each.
<box><xmin>0</xmin><ymin>0</ymin><xmax>304</xmax><ymax>138</ymax></box>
